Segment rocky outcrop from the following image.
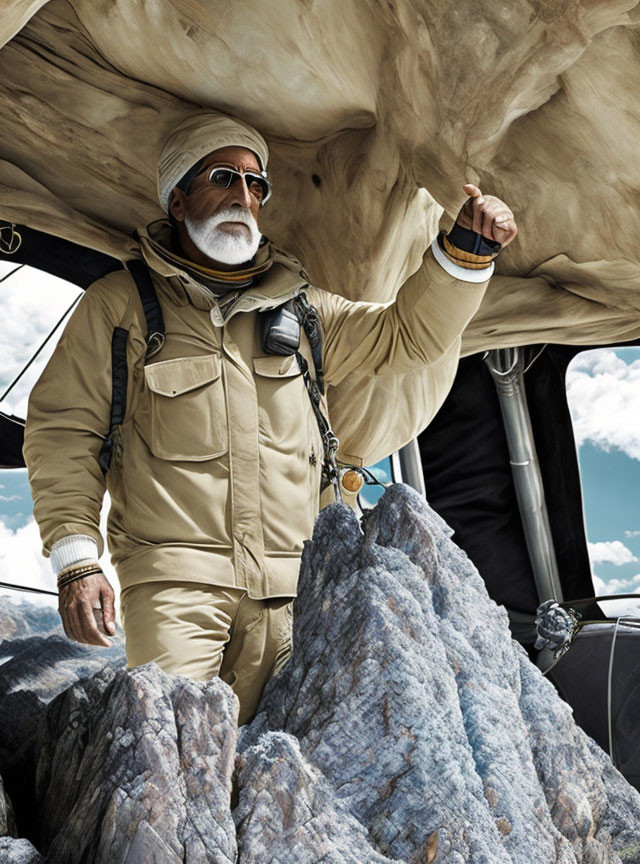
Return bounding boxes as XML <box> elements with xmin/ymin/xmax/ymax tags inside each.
<box><xmin>1</xmin><ymin>485</ymin><xmax>640</xmax><ymax>862</ymax></box>
<box><xmin>34</xmin><ymin>665</ymin><xmax>238</xmax><ymax>863</ymax></box>
<box><xmin>0</xmin><ymin>767</ymin><xmax>43</xmax><ymax>863</ymax></box>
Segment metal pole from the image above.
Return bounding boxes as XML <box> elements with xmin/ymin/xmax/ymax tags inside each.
<box><xmin>391</xmin><ymin>438</ymin><xmax>427</xmax><ymax>498</ymax></box>
<box><xmin>484</xmin><ymin>347</ymin><xmax>563</xmax><ymax>603</ymax></box>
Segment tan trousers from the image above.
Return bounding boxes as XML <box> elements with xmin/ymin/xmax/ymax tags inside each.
<box><xmin>119</xmin><ymin>581</ymin><xmax>294</xmax><ymax>726</ymax></box>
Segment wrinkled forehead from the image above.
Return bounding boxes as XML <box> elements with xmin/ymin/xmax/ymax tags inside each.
<box><xmin>201</xmin><ymin>145</ymin><xmax>263</xmax><ymax>173</ymax></box>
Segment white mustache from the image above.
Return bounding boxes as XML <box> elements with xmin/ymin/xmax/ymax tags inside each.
<box><xmin>209</xmin><ymin>207</ymin><xmax>256</xmax><ymax>229</ymax></box>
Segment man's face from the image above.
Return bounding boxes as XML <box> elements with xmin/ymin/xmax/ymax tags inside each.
<box><xmin>169</xmin><ymin>146</ymin><xmax>264</xmax><ymax>266</ymax></box>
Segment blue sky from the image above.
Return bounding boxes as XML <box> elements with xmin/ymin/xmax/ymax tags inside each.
<box><xmin>566</xmin><ymin>347</ymin><xmax>640</xmax><ymax>614</ymax></box>
<box><xmin>1</xmin><ymin>261</ymin><xmax>640</xmax><ymax>618</ymax></box>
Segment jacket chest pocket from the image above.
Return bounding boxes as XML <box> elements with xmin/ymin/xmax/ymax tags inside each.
<box><xmin>136</xmin><ymin>354</ymin><xmax>227</xmax><ymax>461</ymax></box>
<box><xmin>253</xmin><ymin>354</ymin><xmax>322</xmax><ymax>455</ymax></box>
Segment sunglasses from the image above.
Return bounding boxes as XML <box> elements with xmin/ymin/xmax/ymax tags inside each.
<box><xmin>205</xmin><ymin>166</ymin><xmax>272</xmax><ymax>206</ymax></box>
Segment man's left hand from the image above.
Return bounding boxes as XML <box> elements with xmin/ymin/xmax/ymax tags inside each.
<box><xmin>456</xmin><ymin>183</ymin><xmax>518</xmax><ymax>248</ymax></box>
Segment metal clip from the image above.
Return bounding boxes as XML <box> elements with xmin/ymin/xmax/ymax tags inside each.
<box><xmin>323</xmin><ymin>434</ymin><xmax>342</xmax><ymax>502</ymax></box>
<box><xmin>0</xmin><ymin>223</ymin><xmax>22</xmax><ymax>255</ymax></box>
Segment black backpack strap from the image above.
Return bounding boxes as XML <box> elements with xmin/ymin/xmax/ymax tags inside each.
<box><xmin>98</xmin><ymin>327</ymin><xmax>128</xmax><ymax>474</ymax></box>
<box><xmin>98</xmin><ymin>260</ymin><xmax>165</xmax><ymax>474</ymax></box>
<box><xmin>126</xmin><ymin>258</ymin><xmax>165</xmax><ymax>358</ymax></box>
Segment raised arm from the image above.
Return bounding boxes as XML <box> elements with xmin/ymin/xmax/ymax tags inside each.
<box><xmin>308</xmin><ymin>184</ymin><xmax>517</xmax><ymax>387</ymax></box>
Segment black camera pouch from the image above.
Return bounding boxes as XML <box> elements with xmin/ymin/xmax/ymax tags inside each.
<box><xmin>261</xmin><ymin>302</ymin><xmax>301</xmax><ymax>355</ymax></box>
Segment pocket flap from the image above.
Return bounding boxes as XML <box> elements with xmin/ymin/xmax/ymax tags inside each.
<box><xmin>144</xmin><ymin>354</ymin><xmax>221</xmax><ymax>397</ymax></box>
<box><xmin>253</xmin><ymin>355</ymin><xmax>301</xmax><ymax>378</ymax></box>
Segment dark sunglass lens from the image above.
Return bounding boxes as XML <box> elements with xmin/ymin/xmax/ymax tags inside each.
<box><xmin>209</xmin><ymin>168</ymin><xmax>234</xmax><ymax>188</ymax></box>
<box><xmin>246</xmin><ymin>176</ymin><xmax>266</xmax><ymax>201</ymax></box>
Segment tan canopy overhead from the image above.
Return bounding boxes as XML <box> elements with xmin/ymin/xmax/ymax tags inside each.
<box><xmin>2</xmin><ymin>0</ymin><xmax>640</xmax><ymax>461</ymax></box>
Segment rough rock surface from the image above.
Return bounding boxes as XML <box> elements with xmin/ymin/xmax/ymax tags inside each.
<box><xmin>0</xmin><ymin>837</ymin><xmax>44</xmax><ymax>863</ymax></box>
<box><xmin>239</xmin><ymin>486</ymin><xmax>640</xmax><ymax>862</ymax></box>
<box><xmin>1</xmin><ymin>771</ymin><xmax>17</xmax><ymax>837</ymax></box>
<box><xmin>35</xmin><ymin>665</ymin><xmax>238</xmax><ymax>863</ymax></box>
<box><xmin>1</xmin><ymin>771</ymin><xmax>43</xmax><ymax>863</ymax></box>
<box><xmin>1</xmin><ymin>485</ymin><xmax>640</xmax><ymax>862</ymax></box>
<box><xmin>234</xmin><ymin>732</ymin><xmax>401</xmax><ymax>863</ymax></box>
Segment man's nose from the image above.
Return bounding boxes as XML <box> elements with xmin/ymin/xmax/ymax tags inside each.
<box><xmin>227</xmin><ymin>174</ymin><xmax>253</xmax><ymax>209</ymax></box>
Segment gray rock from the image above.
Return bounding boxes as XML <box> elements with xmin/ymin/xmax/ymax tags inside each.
<box><xmin>234</xmin><ymin>731</ymin><xmax>401</xmax><ymax>863</ymax></box>
<box><xmin>1</xmin><ymin>771</ymin><xmax>17</xmax><ymax>836</ymax></box>
<box><xmin>0</xmin><ymin>836</ymin><xmax>43</xmax><ymax>863</ymax></box>
<box><xmin>0</xmin><ymin>600</ymin><xmax>60</xmax><ymax>646</ymax></box>
<box><xmin>242</xmin><ymin>485</ymin><xmax>640</xmax><ymax>863</ymax></box>
<box><xmin>35</xmin><ymin>663</ymin><xmax>238</xmax><ymax>863</ymax></box>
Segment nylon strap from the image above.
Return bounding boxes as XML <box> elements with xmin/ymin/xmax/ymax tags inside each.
<box><xmin>98</xmin><ymin>326</ymin><xmax>129</xmax><ymax>473</ymax></box>
<box><xmin>127</xmin><ymin>258</ymin><xmax>166</xmax><ymax>356</ymax></box>
<box><xmin>98</xmin><ymin>260</ymin><xmax>166</xmax><ymax>474</ymax></box>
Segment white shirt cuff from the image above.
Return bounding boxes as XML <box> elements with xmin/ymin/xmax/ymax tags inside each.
<box><xmin>430</xmin><ymin>236</ymin><xmax>495</xmax><ymax>283</ymax></box>
<box><xmin>50</xmin><ymin>535</ymin><xmax>100</xmax><ymax>575</ymax></box>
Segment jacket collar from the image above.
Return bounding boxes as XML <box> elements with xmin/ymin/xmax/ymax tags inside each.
<box><xmin>137</xmin><ymin>219</ymin><xmax>309</xmax><ymax>324</ymax></box>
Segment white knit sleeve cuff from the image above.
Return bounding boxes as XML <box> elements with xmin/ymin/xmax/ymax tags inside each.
<box><xmin>50</xmin><ymin>535</ymin><xmax>100</xmax><ymax>575</ymax></box>
<box><xmin>430</xmin><ymin>236</ymin><xmax>495</xmax><ymax>283</ymax></box>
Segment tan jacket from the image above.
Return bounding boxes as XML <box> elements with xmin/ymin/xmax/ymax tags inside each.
<box><xmin>23</xmin><ymin>221</ymin><xmax>491</xmax><ymax>598</ymax></box>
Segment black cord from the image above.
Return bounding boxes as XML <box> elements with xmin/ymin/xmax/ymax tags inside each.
<box><xmin>0</xmin><ymin>265</ymin><xmax>24</xmax><ymax>284</ymax></box>
<box><xmin>0</xmin><ymin>580</ymin><xmax>58</xmax><ymax>597</ymax></box>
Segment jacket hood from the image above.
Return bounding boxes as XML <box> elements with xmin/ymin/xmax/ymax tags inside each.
<box><xmin>137</xmin><ymin>219</ymin><xmax>311</xmax><ymax>324</ymax></box>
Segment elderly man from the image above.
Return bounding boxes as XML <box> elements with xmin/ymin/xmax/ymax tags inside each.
<box><xmin>23</xmin><ymin>113</ymin><xmax>517</xmax><ymax>725</ymax></box>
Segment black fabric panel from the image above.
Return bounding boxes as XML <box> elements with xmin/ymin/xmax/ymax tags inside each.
<box><xmin>419</xmin><ymin>354</ymin><xmax>541</xmax><ymax>643</ymax></box>
<box><xmin>0</xmin><ymin>413</ymin><xmax>26</xmax><ymax>468</ymax></box>
<box><xmin>548</xmin><ymin>625</ymin><xmax>640</xmax><ymax>792</ymax></box>
<box><xmin>127</xmin><ymin>259</ymin><xmax>165</xmax><ymax>340</ymax></box>
<box><xmin>108</xmin><ymin>327</ymin><xmax>129</xmax><ymax>429</ymax></box>
<box><xmin>0</xmin><ymin>221</ymin><xmax>122</xmax><ymax>288</ymax></box>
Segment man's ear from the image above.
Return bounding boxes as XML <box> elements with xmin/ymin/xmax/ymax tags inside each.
<box><xmin>169</xmin><ymin>187</ymin><xmax>187</xmax><ymax>223</ymax></box>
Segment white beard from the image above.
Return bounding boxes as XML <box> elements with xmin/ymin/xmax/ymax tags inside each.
<box><xmin>184</xmin><ymin>206</ymin><xmax>261</xmax><ymax>266</ymax></box>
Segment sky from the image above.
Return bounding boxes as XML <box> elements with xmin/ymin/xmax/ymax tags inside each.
<box><xmin>1</xmin><ymin>261</ymin><xmax>639</xmax><ymax>624</ymax></box>
<box><xmin>565</xmin><ymin>347</ymin><xmax>640</xmax><ymax>616</ymax></box>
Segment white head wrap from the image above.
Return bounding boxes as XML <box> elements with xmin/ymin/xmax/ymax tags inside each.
<box><xmin>156</xmin><ymin>112</ymin><xmax>269</xmax><ymax>212</ymax></box>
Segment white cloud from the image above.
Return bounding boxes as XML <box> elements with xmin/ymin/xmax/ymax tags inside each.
<box><xmin>625</xmin><ymin>530</ymin><xmax>640</xmax><ymax>538</ymax></box>
<box><xmin>591</xmin><ymin>571</ymin><xmax>640</xmax><ymax>616</ymax></box>
<box><xmin>566</xmin><ymin>349</ymin><xmax>640</xmax><ymax>461</ymax></box>
<box><xmin>0</xmin><ymin>494</ymin><xmax>20</xmax><ymax>502</ymax></box>
<box><xmin>0</xmin><ymin>263</ymin><xmax>81</xmax><ymax>418</ymax></box>
<box><xmin>588</xmin><ymin>540</ymin><xmax>637</xmax><ymax>566</ymax></box>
